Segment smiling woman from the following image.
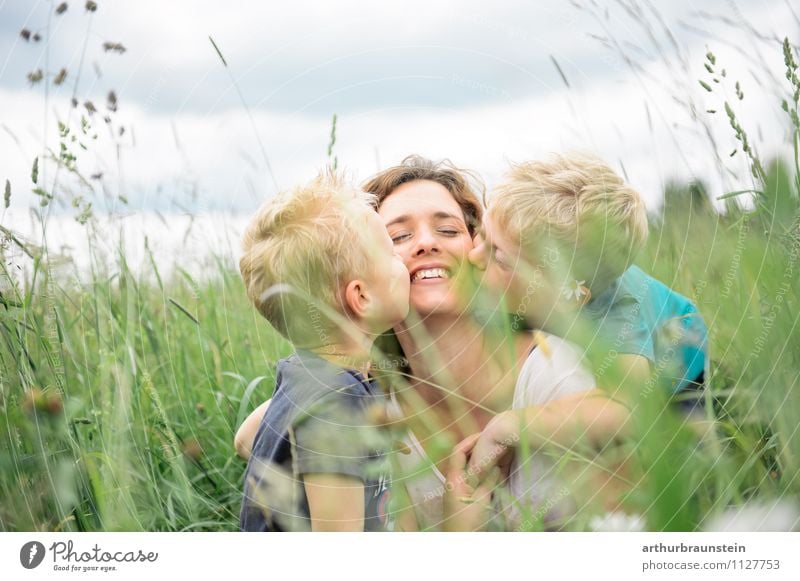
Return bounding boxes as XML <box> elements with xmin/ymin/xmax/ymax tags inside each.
<box><xmin>361</xmin><ymin>156</ymin><xmax>542</xmax><ymax>529</ymax></box>
<box><xmin>365</xmin><ymin>156</ymin><xmax>522</xmax><ymax>424</ymax></box>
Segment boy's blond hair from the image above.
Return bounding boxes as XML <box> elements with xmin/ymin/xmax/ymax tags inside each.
<box><xmin>239</xmin><ymin>171</ymin><xmax>376</xmax><ymax>346</ymax></box>
<box><xmin>490</xmin><ymin>153</ymin><xmax>648</xmax><ymax>289</ymax></box>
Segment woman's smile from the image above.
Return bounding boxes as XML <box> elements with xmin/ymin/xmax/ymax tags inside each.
<box><xmin>409</xmin><ymin>264</ymin><xmax>452</xmax><ymax>284</ymax></box>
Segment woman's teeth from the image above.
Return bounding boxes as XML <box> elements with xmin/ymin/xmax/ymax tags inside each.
<box><xmin>411</xmin><ymin>268</ymin><xmax>449</xmax><ymax>283</ymax></box>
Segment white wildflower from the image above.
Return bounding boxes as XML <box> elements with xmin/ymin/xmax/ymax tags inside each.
<box><xmin>589</xmin><ymin>511</ymin><xmax>646</xmax><ymax>532</ymax></box>
<box><xmin>562</xmin><ymin>280</ymin><xmax>590</xmax><ymax>302</ymax></box>
<box><xmin>704</xmin><ymin>498</ymin><xmax>800</xmax><ymax>532</ymax></box>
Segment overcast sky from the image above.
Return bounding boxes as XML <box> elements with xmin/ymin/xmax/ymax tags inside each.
<box><xmin>1</xmin><ymin>0</ymin><xmax>799</xmax><ymax>217</ymax></box>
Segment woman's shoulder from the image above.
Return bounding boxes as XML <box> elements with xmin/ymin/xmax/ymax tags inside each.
<box><xmin>530</xmin><ymin>332</ymin><xmax>586</xmax><ymax>363</ymax></box>
<box><xmin>513</xmin><ymin>329</ymin><xmax>586</xmax><ymax>364</ymax></box>
<box><xmin>515</xmin><ymin>333</ymin><xmax>595</xmax><ymax>407</ymax></box>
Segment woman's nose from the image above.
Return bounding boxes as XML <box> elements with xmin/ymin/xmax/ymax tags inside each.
<box><xmin>412</xmin><ymin>227</ymin><xmax>439</xmax><ymax>256</ymax></box>
<box><xmin>468</xmin><ymin>242</ymin><xmax>487</xmax><ymax>271</ymax></box>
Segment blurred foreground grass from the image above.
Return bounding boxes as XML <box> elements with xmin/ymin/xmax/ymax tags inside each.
<box><xmin>0</xmin><ymin>241</ymin><xmax>290</xmax><ymax>530</ymax></box>
<box><xmin>1</xmin><ymin>158</ymin><xmax>798</xmax><ymax>531</ymax></box>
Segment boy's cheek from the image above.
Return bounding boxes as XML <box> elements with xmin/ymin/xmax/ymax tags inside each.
<box><xmin>494</xmin><ymin>267</ymin><xmax>522</xmax><ymax>300</ymax></box>
<box><xmin>507</xmin><ymin>275</ymin><xmax>532</xmax><ymax>312</ymax></box>
<box><xmin>480</xmin><ymin>263</ymin><xmax>506</xmax><ymax>293</ymax></box>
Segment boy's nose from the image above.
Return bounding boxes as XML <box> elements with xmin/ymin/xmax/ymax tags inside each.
<box><xmin>468</xmin><ymin>243</ymin><xmax>487</xmax><ymax>271</ymax></box>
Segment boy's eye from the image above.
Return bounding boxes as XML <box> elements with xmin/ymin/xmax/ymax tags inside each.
<box><xmin>438</xmin><ymin>228</ymin><xmax>459</xmax><ymax>236</ymax></box>
<box><xmin>495</xmin><ymin>259</ymin><xmax>512</xmax><ymax>271</ymax></box>
<box><xmin>491</xmin><ymin>248</ymin><xmax>512</xmax><ymax>270</ymax></box>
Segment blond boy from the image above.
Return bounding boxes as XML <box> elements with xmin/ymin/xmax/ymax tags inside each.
<box><xmin>239</xmin><ymin>172</ymin><xmax>409</xmax><ymax>532</ymax></box>
<box><xmin>465</xmin><ymin>154</ymin><xmax>708</xmax><ymax>522</ymax></box>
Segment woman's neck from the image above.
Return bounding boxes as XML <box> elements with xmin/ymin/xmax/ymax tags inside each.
<box><xmin>394</xmin><ymin>312</ymin><xmax>525</xmax><ymax>424</ymax></box>
<box><xmin>396</xmin><ymin>313</ymin><xmax>483</xmax><ymax>373</ymax></box>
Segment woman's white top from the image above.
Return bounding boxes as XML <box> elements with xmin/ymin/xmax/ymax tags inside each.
<box><xmin>396</xmin><ymin>333</ymin><xmax>595</xmax><ymax>530</ymax></box>
<box><xmin>504</xmin><ymin>334</ymin><xmax>595</xmax><ymax>529</ymax></box>
<box><xmin>394</xmin><ymin>431</ymin><xmax>448</xmax><ymax>530</ymax></box>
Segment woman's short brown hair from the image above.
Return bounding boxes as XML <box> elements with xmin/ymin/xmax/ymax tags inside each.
<box><xmin>362</xmin><ymin>155</ymin><xmax>484</xmax><ymax>236</ymax></box>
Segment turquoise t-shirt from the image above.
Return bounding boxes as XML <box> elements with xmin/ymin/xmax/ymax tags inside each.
<box><xmin>583</xmin><ymin>266</ymin><xmax>708</xmax><ymax>393</ymax></box>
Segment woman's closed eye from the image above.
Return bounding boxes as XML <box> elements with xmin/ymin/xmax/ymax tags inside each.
<box><xmin>390</xmin><ymin>232</ymin><xmax>411</xmax><ymax>244</ymax></box>
<box><xmin>390</xmin><ymin>226</ymin><xmax>464</xmax><ymax>244</ymax></box>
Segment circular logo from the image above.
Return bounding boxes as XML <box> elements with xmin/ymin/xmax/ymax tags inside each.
<box><xmin>19</xmin><ymin>541</ymin><xmax>46</xmax><ymax>569</ymax></box>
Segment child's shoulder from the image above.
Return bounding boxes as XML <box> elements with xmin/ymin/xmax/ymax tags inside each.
<box><xmin>619</xmin><ymin>266</ymin><xmax>701</xmax><ymax>317</ymax></box>
<box><xmin>515</xmin><ymin>333</ymin><xmax>595</xmax><ymax>406</ymax></box>
<box><xmin>616</xmin><ymin>265</ymin><xmax>661</xmax><ymax>300</ymax></box>
<box><xmin>585</xmin><ymin>267</ymin><xmax>646</xmax><ymax>318</ymax></box>
<box><xmin>275</xmin><ymin>350</ymin><xmax>377</xmax><ymax>410</ymax></box>
<box><xmin>596</xmin><ymin>266</ymin><xmax>698</xmax><ymax>314</ymax></box>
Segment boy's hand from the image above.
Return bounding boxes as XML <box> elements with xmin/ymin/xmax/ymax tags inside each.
<box><xmin>442</xmin><ymin>436</ymin><xmax>499</xmax><ymax>531</ymax></box>
<box><xmin>464</xmin><ymin>410</ymin><xmax>521</xmax><ymax>485</ymax></box>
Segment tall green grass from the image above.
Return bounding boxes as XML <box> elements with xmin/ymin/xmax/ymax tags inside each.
<box><xmin>632</xmin><ymin>157</ymin><xmax>800</xmax><ymax>531</ymax></box>
<box><xmin>0</xmin><ymin>235</ymin><xmax>290</xmax><ymax>531</ymax></box>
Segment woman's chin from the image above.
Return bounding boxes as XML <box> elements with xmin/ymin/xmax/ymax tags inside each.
<box><xmin>408</xmin><ymin>288</ymin><xmax>463</xmax><ymax>318</ymax></box>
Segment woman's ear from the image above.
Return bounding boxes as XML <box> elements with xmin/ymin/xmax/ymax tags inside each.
<box><xmin>343</xmin><ymin>278</ymin><xmax>371</xmax><ymax>319</ymax></box>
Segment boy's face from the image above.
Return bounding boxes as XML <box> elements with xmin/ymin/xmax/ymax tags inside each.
<box><xmin>356</xmin><ymin>203</ymin><xmax>411</xmax><ymax>330</ymax></box>
<box><xmin>469</xmin><ymin>212</ymin><xmax>559</xmax><ymax>324</ymax></box>
<box><xmin>469</xmin><ymin>213</ymin><xmax>528</xmax><ymax>311</ymax></box>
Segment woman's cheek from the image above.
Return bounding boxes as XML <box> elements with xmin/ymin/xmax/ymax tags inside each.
<box><xmin>462</xmin><ymin>235</ymin><xmax>477</xmax><ymax>255</ymax></box>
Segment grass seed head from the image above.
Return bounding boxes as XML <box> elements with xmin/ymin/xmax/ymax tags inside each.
<box><xmin>27</xmin><ymin>69</ymin><xmax>43</xmax><ymax>85</ymax></box>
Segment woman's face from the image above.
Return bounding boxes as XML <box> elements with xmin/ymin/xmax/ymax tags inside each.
<box><xmin>377</xmin><ymin>180</ymin><xmax>475</xmax><ymax>318</ymax></box>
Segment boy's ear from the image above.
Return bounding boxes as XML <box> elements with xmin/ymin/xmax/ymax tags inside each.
<box><xmin>343</xmin><ymin>278</ymin><xmax>372</xmax><ymax>319</ymax></box>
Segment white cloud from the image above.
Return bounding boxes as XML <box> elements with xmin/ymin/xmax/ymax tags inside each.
<box><xmin>2</xmin><ymin>0</ymin><xmax>797</xmax><ymax>280</ymax></box>
<box><xmin>0</xmin><ymin>0</ymin><xmax>795</xmax><ymax>220</ymax></box>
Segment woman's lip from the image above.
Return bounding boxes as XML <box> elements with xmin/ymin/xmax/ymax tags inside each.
<box><xmin>410</xmin><ymin>276</ymin><xmax>450</xmax><ymax>285</ymax></box>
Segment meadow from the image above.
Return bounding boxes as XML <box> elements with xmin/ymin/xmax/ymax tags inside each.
<box><xmin>1</xmin><ymin>8</ymin><xmax>799</xmax><ymax>532</ymax></box>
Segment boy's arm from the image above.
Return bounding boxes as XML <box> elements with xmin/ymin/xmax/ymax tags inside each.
<box><xmin>469</xmin><ymin>389</ymin><xmax>629</xmax><ymax>468</ymax></box>
<box><xmin>293</xmin><ymin>387</ymin><xmax>385</xmax><ymax>532</ymax></box>
<box><xmin>516</xmin><ymin>387</ymin><xmax>632</xmax><ymax>449</ymax></box>
<box><xmin>465</xmin><ymin>353</ymin><xmax>649</xmax><ymax>478</ymax></box>
<box><xmin>234</xmin><ymin>399</ymin><xmax>271</xmax><ymax>460</ymax></box>
<box><xmin>514</xmin><ymin>352</ymin><xmax>647</xmax><ymax>451</ymax></box>
<box><xmin>304</xmin><ymin>473</ymin><xmax>365</xmax><ymax>531</ymax></box>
